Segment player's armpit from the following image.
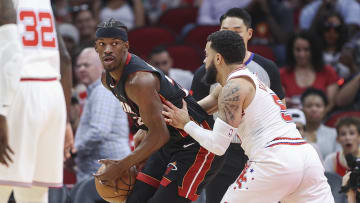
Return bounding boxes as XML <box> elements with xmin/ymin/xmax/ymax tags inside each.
<box><xmin>123</xmin><ymin>72</ymin><xmax>170</xmax><ymax>166</ymax></box>
<box><xmin>218</xmin><ymin>77</ymin><xmax>255</xmax><ymax>128</ymax></box>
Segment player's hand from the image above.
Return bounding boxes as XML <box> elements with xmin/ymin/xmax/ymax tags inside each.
<box><xmin>94</xmin><ymin>159</ymin><xmax>128</xmax><ymax>188</ymax></box>
<box><xmin>64</xmin><ymin>122</ymin><xmax>76</xmax><ymax>161</ymax></box>
<box><xmin>162</xmin><ymin>99</ymin><xmax>190</xmax><ymax>130</ymax></box>
<box><xmin>0</xmin><ymin>115</ymin><xmax>14</xmax><ymax>167</ymax></box>
<box><xmin>133</xmin><ymin>129</ymin><xmax>147</xmax><ymax>149</ymax></box>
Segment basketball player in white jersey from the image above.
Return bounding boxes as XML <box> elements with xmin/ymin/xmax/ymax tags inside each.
<box><xmin>162</xmin><ymin>30</ymin><xmax>334</xmax><ymax>202</ymax></box>
<box><xmin>0</xmin><ymin>0</ymin><xmax>73</xmax><ymax>202</ymax></box>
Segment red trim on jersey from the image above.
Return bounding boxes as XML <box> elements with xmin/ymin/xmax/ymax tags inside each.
<box><xmin>125</xmin><ymin>53</ymin><xmax>132</xmax><ymax>65</ymax></box>
<box><xmin>336</xmin><ymin>152</ymin><xmax>347</xmax><ymax>177</ymax></box>
<box><xmin>20</xmin><ymin>77</ymin><xmax>57</xmax><ymax>82</ymax></box>
<box><xmin>226</xmin><ymin>64</ymin><xmax>246</xmax><ymax>81</ymax></box>
<box><xmin>266</xmin><ymin>141</ymin><xmax>307</xmax><ymax>148</ymax></box>
<box><xmin>178</xmin><ymin>146</ymin><xmax>215</xmax><ymax>201</ymax></box>
<box><xmin>160</xmin><ymin>177</ymin><xmax>172</xmax><ymax>187</ymax></box>
<box><xmin>272</xmin><ymin>137</ymin><xmax>303</xmax><ymax>141</ymax></box>
<box><xmin>136</xmin><ymin>172</ymin><xmax>160</xmax><ymax>188</ymax></box>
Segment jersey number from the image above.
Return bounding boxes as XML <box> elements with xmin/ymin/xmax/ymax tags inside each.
<box><xmin>270</xmin><ymin>93</ymin><xmax>292</xmax><ymax>122</ymax></box>
<box><xmin>19</xmin><ymin>10</ymin><xmax>56</xmax><ymax>48</ymax></box>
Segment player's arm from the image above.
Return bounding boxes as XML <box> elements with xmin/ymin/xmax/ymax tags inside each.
<box><xmin>198</xmin><ymin>84</ymin><xmax>221</xmax><ymax>114</ymax></box>
<box><xmin>122</xmin><ymin>72</ymin><xmax>170</xmax><ymax>165</ymax></box>
<box><xmin>57</xmin><ymin>27</ymin><xmax>75</xmax><ymax>160</ymax></box>
<box><xmin>163</xmin><ymin>78</ymin><xmax>254</xmax><ymax>155</ymax></box>
<box><xmin>0</xmin><ymin>0</ymin><xmax>20</xmax><ymax>166</ymax></box>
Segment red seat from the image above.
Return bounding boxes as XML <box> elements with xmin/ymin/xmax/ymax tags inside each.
<box><xmin>128</xmin><ymin>26</ymin><xmax>176</xmax><ymax>59</ymax></box>
<box><xmin>158</xmin><ymin>7</ymin><xmax>198</xmax><ymax>34</ymax></box>
<box><xmin>325</xmin><ymin>111</ymin><xmax>360</xmax><ymax>127</ymax></box>
<box><xmin>248</xmin><ymin>45</ymin><xmax>276</xmax><ymax>62</ymax></box>
<box><xmin>167</xmin><ymin>44</ymin><xmax>203</xmax><ymax>72</ymax></box>
<box><xmin>183</xmin><ymin>25</ymin><xmax>219</xmax><ymax>49</ymax></box>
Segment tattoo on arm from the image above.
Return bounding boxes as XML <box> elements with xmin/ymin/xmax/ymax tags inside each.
<box><xmin>0</xmin><ymin>0</ymin><xmax>16</xmax><ymax>25</ymax></box>
<box><xmin>218</xmin><ymin>81</ymin><xmax>242</xmax><ymax>124</ymax></box>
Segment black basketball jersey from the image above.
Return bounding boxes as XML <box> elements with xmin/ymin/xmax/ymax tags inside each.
<box><xmin>105</xmin><ymin>53</ymin><xmax>211</xmax><ymax>142</ymax></box>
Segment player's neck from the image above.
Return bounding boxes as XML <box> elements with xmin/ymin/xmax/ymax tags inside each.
<box><xmin>219</xmin><ymin>64</ymin><xmax>240</xmax><ymax>86</ymax></box>
<box><xmin>109</xmin><ymin>53</ymin><xmax>128</xmax><ymax>81</ymax></box>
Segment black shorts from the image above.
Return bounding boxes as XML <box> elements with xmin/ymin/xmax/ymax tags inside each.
<box><xmin>127</xmin><ymin>135</ymin><xmax>226</xmax><ymax>202</ymax></box>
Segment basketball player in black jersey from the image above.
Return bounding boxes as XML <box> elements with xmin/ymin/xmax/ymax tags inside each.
<box><xmin>93</xmin><ymin>19</ymin><xmax>224</xmax><ymax>203</ymax></box>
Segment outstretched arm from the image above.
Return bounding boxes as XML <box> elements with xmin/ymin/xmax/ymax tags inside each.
<box><xmin>163</xmin><ymin>78</ymin><xmax>254</xmax><ymax>155</ymax></box>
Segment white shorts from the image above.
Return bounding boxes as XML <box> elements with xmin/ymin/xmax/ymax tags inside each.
<box><xmin>0</xmin><ymin>80</ymin><xmax>66</xmax><ymax>188</ymax></box>
<box><xmin>221</xmin><ymin>143</ymin><xmax>334</xmax><ymax>203</ymax></box>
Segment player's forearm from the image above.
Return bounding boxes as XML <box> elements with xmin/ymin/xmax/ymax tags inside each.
<box><xmin>184</xmin><ymin>118</ymin><xmax>236</xmax><ymax>156</ymax></box>
<box><xmin>123</xmin><ymin>129</ymin><xmax>169</xmax><ymax>167</ymax></box>
<box><xmin>58</xmin><ymin>31</ymin><xmax>73</xmax><ymax>122</ymax></box>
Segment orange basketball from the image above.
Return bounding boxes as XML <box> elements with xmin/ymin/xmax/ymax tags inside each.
<box><xmin>95</xmin><ymin>165</ymin><xmax>137</xmax><ymax>203</ymax></box>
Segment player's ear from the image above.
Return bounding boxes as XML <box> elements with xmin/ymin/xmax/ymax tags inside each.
<box><xmin>215</xmin><ymin>53</ymin><xmax>222</xmax><ymax>65</ymax></box>
<box><xmin>247</xmin><ymin>28</ymin><xmax>253</xmax><ymax>41</ymax></box>
<box><xmin>125</xmin><ymin>41</ymin><xmax>129</xmax><ymax>49</ymax></box>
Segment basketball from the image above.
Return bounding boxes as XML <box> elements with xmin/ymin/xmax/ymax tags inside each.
<box><xmin>95</xmin><ymin>164</ymin><xmax>137</xmax><ymax>203</ymax></box>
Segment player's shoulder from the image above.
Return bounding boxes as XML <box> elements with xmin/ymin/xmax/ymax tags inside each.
<box><xmin>251</xmin><ymin>53</ymin><xmax>278</xmax><ymax>71</ymax></box>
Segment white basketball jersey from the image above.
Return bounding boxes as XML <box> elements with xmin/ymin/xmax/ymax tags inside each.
<box><xmin>14</xmin><ymin>0</ymin><xmax>60</xmax><ymax>78</ymax></box>
<box><xmin>227</xmin><ymin>68</ymin><xmax>301</xmax><ymax>158</ymax></box>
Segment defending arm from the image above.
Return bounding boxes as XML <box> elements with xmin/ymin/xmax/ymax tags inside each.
<box><xmin>184</xmin><ymin>118</ymin><xmax>237</xmax><ymax>156</ymax></box>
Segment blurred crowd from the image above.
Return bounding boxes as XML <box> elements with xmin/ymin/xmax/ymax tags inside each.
<box><xmin>48</xmin><ymin>0</ymin><xmax>360</xmax><ymax>202</ymax></box>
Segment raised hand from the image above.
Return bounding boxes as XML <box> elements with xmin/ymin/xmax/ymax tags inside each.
<box><xmin>162</xmin><ymin>99</ymin><xmax>190</xmax><ymax>130</ymax></box>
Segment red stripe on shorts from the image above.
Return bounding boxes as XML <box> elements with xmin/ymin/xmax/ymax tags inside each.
<box><xmin>136</xmin><ymin>172</ymin><xmax>160</xmax><ymax>188</ymax></box>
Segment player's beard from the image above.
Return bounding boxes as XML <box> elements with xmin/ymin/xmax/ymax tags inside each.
<box><xmin>202</xmin><ymin>61</ymin><xmax>218</xmax><ymax>85</ymax></box>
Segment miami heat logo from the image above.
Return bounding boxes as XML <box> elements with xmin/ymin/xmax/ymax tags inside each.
<box><xmin>165</xmin><ymin>162</ymin><xmax>177</xmax><ymax>175</ymax></box>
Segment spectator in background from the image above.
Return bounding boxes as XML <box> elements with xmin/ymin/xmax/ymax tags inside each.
<box><xmin>288</xmin><ymin>108</ymin><xmax>324</xmax><ymax>162</ymax></box>
<box><xmin>280</xmin><ymin>31</ymin><xmax>340</xmax><ymax>112</ymax></box>
<box><xmin>336</xmin><ymin>73</ymin><xmax>360</xmax><ymax>110</ymax></box>
<box><xmin>148</xmin><ymin>46</ymin><xmax>194</xmax><ymax>90</ymax></box>
<box><xmin>99</xmin><ymin>0</ymin><xmax>145</xmax><ymax>30</ymax></box>
<box><xmin>299</xmin><ymin>0</ymin><xmax>360</xmax><ymax>36</ymax></box>
<box><xmin>315</xmin><ymin>12</ymin><xmax>350</xmax><ymax>78</ymax></box>
<box><xmin>58</xmin><ymin>23</ymin><xmax>80</xmax><ymax>56</ymax></box>
<box><xmin>324</xmin><ymin>117</ymin><xmax>360</xmax><ymax>177</ymax></box>
<box><xmin>73</xmin><ymin>6</ymin><xmax>97</xmax><ymax>47</ymax></box>
<box><xmin>301</xmin><ymin>88</ymin><xmax>340</xmax><ymax>160</ymax></box>
<box><xmin>246</xmin><ymin>0</ymin><xmax>294</xmax><ymax>65</ymax></box>
<box><xmin>74</xmin><ymin>48</ymin><xmax>131</xmax><ymax>182</ymax></box>
<box><xmin>197</xmin><ymin>0</ymin><xmax>252</xmax><ymax>25</ymax></box>
<box><xmin>143</xmin><ymin>0</ymin><xmax>186</xmax><ymax>24</ymax></box>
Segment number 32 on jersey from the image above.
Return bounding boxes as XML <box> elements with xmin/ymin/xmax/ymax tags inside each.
<box><xmin>18</xmin><ymin>10</ymin><xmax>56</xmax><ymax>48</ymax></box>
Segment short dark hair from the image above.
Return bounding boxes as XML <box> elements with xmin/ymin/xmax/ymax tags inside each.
<box><xmin>300</xmin><ymin>88</ymin><xmax>328</xmax><ymax>106</ymax></box>
<box><xmin>206</xmin><ymin>30</ymin><xmax>246</xmax><ymax>65</ymax></box>
<box><xmin>96</xmin><ymin>18</ymin><xmax>128</xmax><ymax>32</ymax></box>
<box><xmin>336</xmin><ymin>117</ymin><xmax>360</xmax><ymax>135</ymax></box>
<box><xmin>149</xmin><ymin>45</ymin><xmax>168</xmax><ymax>58</ymax></box>
<box><xmin>285</xmin><ymin>31</ymin><xmax>324</xmax><ymax>72</ymax></box>
<box><xmin>220</xmin><ymin>8</ymin><xmax>252</xmax><ymax>29</ymax></box>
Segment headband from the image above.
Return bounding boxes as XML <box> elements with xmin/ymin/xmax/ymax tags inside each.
<box><xmin>95</xmin><ymin>27</ymin><xmax>128</xmax><ymax>42</ymax></box>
